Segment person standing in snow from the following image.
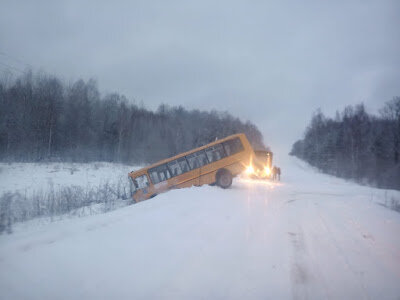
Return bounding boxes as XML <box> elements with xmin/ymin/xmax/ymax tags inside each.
<box><xmin>272</xmin><ymin>166</ymin><xmax>277</xmax><ymax>181</ymax></box>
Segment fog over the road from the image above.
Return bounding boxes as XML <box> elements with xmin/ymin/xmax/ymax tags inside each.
<box><xmin>1</xmin><ymin>1</ymin><xmax>399</xmax><ymax>151</ymax></box>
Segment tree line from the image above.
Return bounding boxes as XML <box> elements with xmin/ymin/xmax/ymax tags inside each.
<box><xmin>290</xmin><ymin>98</ymin><xmax>400</xmax><ymax>190</ymax></box>
<box><xmin>0</xmin><ymin>71</ymin><xmax>265</xmax><ymax>164</ymax></box>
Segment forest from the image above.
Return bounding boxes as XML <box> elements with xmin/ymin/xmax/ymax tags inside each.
<box><xmin>0</xmin><ymin>71</ymin><xmax>265</xmax><ymax>164</ymax></box>
<box><xmin>290</xmin><ymin>98</ymin><xmax>400</xmax><ymax>190</ymax></box>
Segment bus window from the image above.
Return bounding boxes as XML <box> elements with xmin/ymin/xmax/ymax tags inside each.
<box><xmin>187</xmin><ymin>150</ymin><xmax>209</xmax><ymax>170</ymax></box>
<box><xmin>178</xmin><ymin>157</ymin><xmax>190</xmax><ymax>173</ymax></box>
<box><xmin>149</xmin><ymin>164</ymin><xmax>171</xmax><ymax>184</ymax></box>
<box><xmin>149</xmin><ymin>170</ymin><xmax>158</xmax><ymax>184</ymax></box>
<box><xmin>186</xmin><ymin>153</ymin><xmax>199</xmax><ymax>170</ymax></box>
<box><xmin>131</xmin><ymin>174</ymin><xmax>149</xmax><ymax>192</ymax></box>
<box><xmin>223</xmin><ymin>138</ymin><xmax>244</xmax><ymax>156</ymax></box>
<box><xmin>168</xmin><ymin>160</ymin><xmax>182</xmax><ymax>177</ymax></box>
<box><xmin>196</xmin><ymin>150</ymin><xmax>208</xmax><ymax>167</ymax></box>
<box><xmin>205</xmin><ymin>143</ymin><xmax>226</xmax><ymax>163</ymax></box>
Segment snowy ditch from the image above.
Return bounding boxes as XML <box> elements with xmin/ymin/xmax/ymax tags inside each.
<box><xmin>0</xmin><ymin>162</ymin><xmax>139</xmax><ymax>234</ymax></box>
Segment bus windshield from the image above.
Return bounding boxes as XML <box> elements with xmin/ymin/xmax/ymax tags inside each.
<box><xmin>130</xmin><ymin>174</ymin><xmax>149</xmax><ymax>192</ymax></box>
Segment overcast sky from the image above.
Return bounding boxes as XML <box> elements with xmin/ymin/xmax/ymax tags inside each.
<box><xmin>1</xmin><ymin>0</ymin><xmax>399</xmax><ymax>153</ymax></box>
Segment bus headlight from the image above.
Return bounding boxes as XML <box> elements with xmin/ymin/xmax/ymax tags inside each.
<box><xmin>264</xmin><ymin>167</ymin><xmax>271</xmax><ymax>176</ymax></box>
<box><xmin>246</xmin><ymin>165</ymin><xmax>254</xmax><ymax>175</ymax></box>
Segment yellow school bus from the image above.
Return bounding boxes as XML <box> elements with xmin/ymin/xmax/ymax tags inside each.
<box><xmin>128</xmin><ymin>133</ymin><xmax>257</xmax><ymax>202</ymax></box>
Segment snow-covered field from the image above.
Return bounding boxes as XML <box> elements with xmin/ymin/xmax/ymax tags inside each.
<box><xmin>1</xmin><ymin>157</ymin><xmax>400</xmax><ymax>299</ymax></box>
<box><xmin>0</xmin><ymin>162</ymin><xmax>137</xmax><ymax>194</ymax></box>
<box><xmin>0</xmin><ymin>162</ymin><xmax>140</xmax><ymax>226</ymax></box>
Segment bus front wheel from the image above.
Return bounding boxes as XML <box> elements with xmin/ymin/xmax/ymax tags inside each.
<box><xmin>216</xmin><ymin>169</ymin><xmax>232</xmax><ymax>189</ymax></box>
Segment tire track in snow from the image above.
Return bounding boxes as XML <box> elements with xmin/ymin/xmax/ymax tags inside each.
<box><xmin>316</xmin><ymin>210</ymin><xmax>371</xmax><ymax>300</ymax></box>
<box><xmin>286</xmin><ymin>194</ymin><xmax>333</xmax><ymax>300</ymax></box>
<box><xmin>288</xmin><ymin>227</ymin><xmax>310</xmax><ymax>300</ymax></box>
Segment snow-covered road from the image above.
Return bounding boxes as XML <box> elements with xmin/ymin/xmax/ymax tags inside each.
<box><xmin>1</xmin><ymin>157</ymin><xmax>400</xmax><ymax>299</ymax></box>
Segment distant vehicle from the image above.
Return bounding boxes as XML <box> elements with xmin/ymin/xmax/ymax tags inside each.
<box><xmin>250</xmin><ymin>150</ymin><xmax>273</xmax><ymax>179</ymax></box>
<box><xmin>128</xmin><ymin>133</ymin><xmax>258</xmax><ymax>202</ymax></box>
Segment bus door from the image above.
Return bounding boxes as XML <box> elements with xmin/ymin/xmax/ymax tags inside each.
<box><xmin>185</xmin><ymin>153</ymin><xmax>200</xmax><ymax>186</ymax></box>
<box><xmin>186</xmin><ymin>150</ymin><xmax>208</xmax><ymax>186</ymax></box>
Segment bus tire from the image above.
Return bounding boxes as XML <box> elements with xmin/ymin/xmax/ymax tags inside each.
<box><xmin>216</xmin><ymin>169</ymin><xmax>232</xmax><ymax>189</ymax></box>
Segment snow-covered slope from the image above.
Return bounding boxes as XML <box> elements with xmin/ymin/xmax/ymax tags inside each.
<box><xmin>1</xmin><ymin>157</ymin><xmax>400</xmax><ymax>299</ymax></box>
<box><xmin>0</xmin><ymin>162</ymin><xmax>137</xmax><ymax>194</ymax></box>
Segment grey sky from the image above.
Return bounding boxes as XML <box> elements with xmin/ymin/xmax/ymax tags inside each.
<box><xmin>1</xmin><ymin>0</ymin><xmax>399</xmax><ymax>153</ymax></box>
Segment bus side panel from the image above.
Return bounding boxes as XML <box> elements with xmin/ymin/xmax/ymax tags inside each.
<box><xmin>224</xmin><ymin>161</ymin><xmax>246</xmax><ymax>177</ymax></box>
<box><xmin>152</xmin><ymin>181</ymin><xmax>170</xmax><ymax>195</ymax></box>
<box><xmin>133</xmin><ymin>189</ymin><xmax>150</xmax><ymax>202</ymax></box>
<box><xmin>191</xmin><ymin>168</ymin><xmax>200</xmax><ymax>186</ymax></box>
<box><xmin>175</xmin><ymin>177</ymin><xmax>198</xmax><ymax>189</ymax></box>
<box><xmin>199</xmin><ymin>170</ymin><xmax>217</xmax><ymax>185</ymax></box>
<box><xmin>133</xmin><ymin>184</ymin><xmax>158</xmax><ymax>202</ymax></box>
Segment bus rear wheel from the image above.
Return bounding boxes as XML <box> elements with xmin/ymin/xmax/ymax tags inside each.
<box><xmin>216</xmin><ymin>169</ymin><xmax>232</xmax><ymax>189</ymax></box>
